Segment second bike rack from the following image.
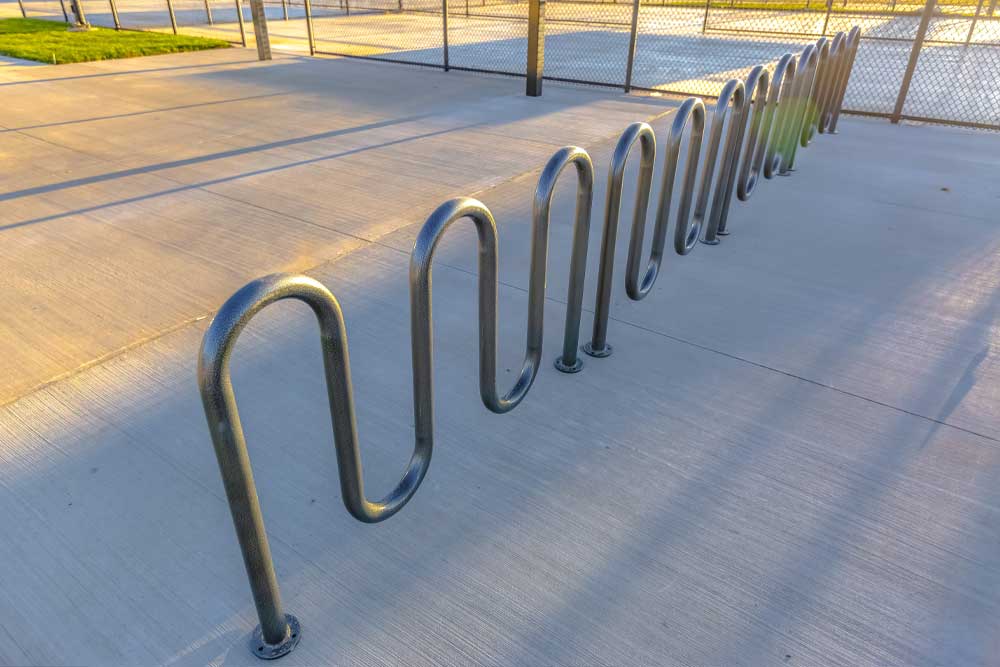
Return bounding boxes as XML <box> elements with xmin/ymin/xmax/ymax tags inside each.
<box><xmin>199</xmin><ymin>26</ymin><xmax>863</xmax><ymax>661</ymax></box>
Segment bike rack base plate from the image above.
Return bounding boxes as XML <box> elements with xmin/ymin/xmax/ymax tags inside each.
<box><xmin>582</xmin><ymin>342</ymin><xmax>613</xmax><ymax>358</ymax></box>
<box><xmin>250</xmin><ymin>614</ymin><xmax>301</xmax><ymax>660</ymax></box>
<box><xmin>554</xmin><ymin>356</ymin><xmax>584</xmax><ymax>373</ymax></box>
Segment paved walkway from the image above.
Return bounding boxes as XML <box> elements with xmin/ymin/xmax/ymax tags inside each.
<box><xmin>0</xmin><ymin>48</ymin><xmax>674</xmax><ymax>404</ymax></box>
<box><xmin>0</xmin><ymin>48</ymin><xmax>998</xmax><ymax>667</ymax></box>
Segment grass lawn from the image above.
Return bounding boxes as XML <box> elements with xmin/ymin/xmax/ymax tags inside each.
<box><xmin>0</xmin><ymin>18</ymin><xmax>229</xmax><ymax>64</ymax></box>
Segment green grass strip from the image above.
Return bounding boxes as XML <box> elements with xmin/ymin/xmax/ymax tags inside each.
<box><xmin>0</xmin><ymin>18</ymin><xmax>229</xmax><ymax>64</ymax></box>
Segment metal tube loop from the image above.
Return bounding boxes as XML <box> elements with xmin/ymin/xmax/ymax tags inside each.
<box><xmin>763</xmin><ymin>53</ymin><xmax>798</xmax><ymax>181</ymax></box>
<box><xmin>586</xmin><ymin>122</ymin><xmax>655</xmax><ymax>357</ymax></box>
<box><xmin>654</xmin><ymin>97</ymin><xmax>707</xmax><ymax>258</ymax></box>
<box><xmin>779</xmin><ymin>43</ymin><xmax>818</xmax><ymax>174</ymax></box>
<box><xmin>623</xmin><ymin>99</ymin><xmax>706</xmax><ymax>306</ymax></box>
<box><xmin>198</xmin><ymin>274</ymin><xmax>432</xmax><ymax>653</ymax></box>
<box><xmin>800</xmin><ymin>37</ymin><xmax>831</xmax><ymax>149</ymax></box>
<box><xmin>714</xmin><ymin>75</ymin><xmax>754</xmax><ymax>236</ymax></box>
<box><xmin>414</xmin><ymin>161</ymin><xmax>595</xmax><ymax>394</ymax></box>
<box><xmin>828</xmin><ymin>26</ymin><xmax>861</xmax><ymax>134</ymax></box>
<box><xmin>411</xmin><ymin>198</ymin><xmax>510</xmax><ymax>414</ymax></box>
<box><xmin>732</xmin><ymin>64</ymin><xmax>771</xmax><ymax>203</ymax></box>
<box><xmin>534</xmin><ymin>148</ymin><xmax>597</xmax><ymax>374</ymax></box>
<box><xmin>816</xmin><ymin>31</ymin><xmax>847</xmax><ymax>134</ymax></box>
<box><xmin>701</xmin><ymin>78</ymin><xmax>746</xmax><ymax>243</ymax></box>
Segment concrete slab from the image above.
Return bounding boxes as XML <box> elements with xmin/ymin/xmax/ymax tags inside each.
<box><xmin>0</xmin><ymin>48</ymin><xmax>677</xmax><ymax>403</ymax></box>
<box><xmin>0</xmin><ymin>55</ymin><xmax>47</xmax><ymax>69</ymax></box>
<box><xmin>374</xmin><ymin>114</ymin><xmax>1000</xmax><ymax>441</ymax></box>
<box><xmin>0</xmin><ymin>46</ymin><xmax>998</xmax><ymax>667</ymax></box>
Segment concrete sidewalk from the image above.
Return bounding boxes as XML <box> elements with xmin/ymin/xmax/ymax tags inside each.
<box><xmin>0</xmin><ymin>48</ymin><xmax>998</xmax><ymax>667</ymax></box>
<box><xmin>0</xmin><ymin>48</ymin><xmax>676</xmax><ymax>405</ymax></box>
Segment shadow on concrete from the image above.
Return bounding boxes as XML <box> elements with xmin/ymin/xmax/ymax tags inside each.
<box><xmin>0</xmin><ymin>113</ymin><xmax>436</xmax><ymax>203</ymax></box>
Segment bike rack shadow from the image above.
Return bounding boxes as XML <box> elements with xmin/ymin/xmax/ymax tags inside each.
<box><xmin>197</xmin><ymin>26</ymin><xmax>863</xmax><ymax>661</ymax></box>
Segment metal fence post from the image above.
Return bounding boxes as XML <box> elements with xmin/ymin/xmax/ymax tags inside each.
<box><xmin>624</xmin><ymin>0</ymin><xmax>640</xmax><ymax>92</ymax></box>
<box><xmin>965</xmin><ymin>0</ymin><xmax>984</xmax><ymax>45</ymax></box>
<box><xmin>821</xmin><ymin>0</ymin><xmax>833</xmax><ymax>35</ymax></box>
<box><xmin>235</xmin><ymin>0</ymin><xmax>247</xmax><ymax>46</ymax></box>
<box><xmin>526</xmin><ymin>0</ymin><xmax>545</xmax><ymax>95</ymax></box>
<box><xmin>281</xmin><ymin>0</ymin><xmax>288</xmax><ymax>18</ymax></box>
<box><xmin>442</xmin><ymin>0</ymin><xmax>449</xmax><ymax>70</ymax></box>
<box><xmin>16</xmin><ymin>0</ymin><xmax>26</xmax><ymax>17</ymax></box>
<box><xmin>165</xmin><ymin>0</ymin><xmax>179</xmax><ymax>33</ymax></box>
<box><xmin>58</xmin><ymin>0</ymin><xmax>70</xmax><ymax>22</ymax></box>
<box><xmin>891</xmin><ymin>0</ymin><xmax>935</xmax><ymax>123</ymax></box>
<box><xmin>248</xmin><ymin>0</ymin><xmax>272</xmax><ymax>60</ymax></box>
<box><xmin>108</xmin><ymin>0</ymin><xmax>121</xmax><ymax>28</ymax></box>
<box><xmin>304</xmin><ymin>0</ymin><xmax>316</xmax><ymax>54</ymax></box>
<box><xmin>701</xmin><ymin>0</ymin><xmax>710</xmax><ymax>33</ymax></box>
<box><xmin>204</xmin><ymin>0</ymin><xmax>213</xmax><ymax>24</ymax></box>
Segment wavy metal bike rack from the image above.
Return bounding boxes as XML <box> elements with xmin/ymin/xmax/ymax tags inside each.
<box><xmin>199</xmin><ymin>26</ymin><xmax>863</xmax><ymax>659</ymax></box>
<box><xmin>199</xmin><ymin>151</ymin><xmax>596</xmax><ymax>658</ymax></box>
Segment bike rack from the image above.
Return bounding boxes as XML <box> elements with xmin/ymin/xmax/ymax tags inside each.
<box><xmin>199</xmin><ymin>160</ymin><xmax>597</xmax><ymax>658</ymax></box>
<box><xmin>200</xmin><ymin>26</ymin><xmax>863</xmax><ymax>660</ymax></box>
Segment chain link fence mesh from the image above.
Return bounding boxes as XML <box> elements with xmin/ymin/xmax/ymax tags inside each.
<box><xmin>539</xmin><ymin>2</ymin><xmax>634</xmax><ymax>85</ymax></box>
<box><xmin>902</xmin><ymin>10</ymin><xmax>1000</xmax><ymax>125</ymax></box>
<box><xmin>18</xmin><ymin>0</ymin><xmax>70</xmax><ymax>20</ymax></box>
<box><xmin>309</xmin><ymin>0</ymin><xmax>446</xmax><ymax>66</ymax></box>
<box><xmin>6</xmin><ymin>0</ymin><xmax>997</xmax><ymax>127</ymax></box>
<box><xmin>446</xmin><ymin>0</ymin><xmax>527</xmax><ymax>75</ymax></box>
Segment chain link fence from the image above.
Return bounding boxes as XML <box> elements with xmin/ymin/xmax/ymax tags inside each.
<box><xmin>11</xmin><ymin>0</ymin><xmax>250</xmax><ymax>38</ymax></box>
<box><xmin>702</xmin><ymin>0</ymin><xmax>1000</xmax><ymax>126</ymax></box>
<box><xmin>302</xmin><ymin>0</ymin><xmax>999</xmax><ymax>127</ymax></box>
<box><xmin>8</xmin><ymin>0</ymin><xmax>998</xmax><ymax>128</ymax></box>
